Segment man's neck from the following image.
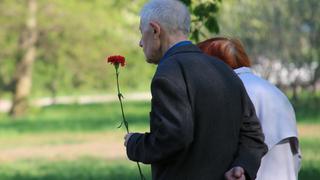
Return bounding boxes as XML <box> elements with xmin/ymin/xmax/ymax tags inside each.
<box><xmin>161</xmin><ymin>34</ymin><xmax>189</xmax><ymax>57</ymax></box>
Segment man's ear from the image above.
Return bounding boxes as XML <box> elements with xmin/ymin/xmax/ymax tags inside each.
<box><xmin>149</xmin><ymin>21</ymin><xmax>161</xmax><ymax>38</ymax></box>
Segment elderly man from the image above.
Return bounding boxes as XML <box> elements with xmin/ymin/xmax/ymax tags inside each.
<box><xmin>124</xmin><ymin>0</ymin><xmax>267</xmax><ymax>180</ymax></box>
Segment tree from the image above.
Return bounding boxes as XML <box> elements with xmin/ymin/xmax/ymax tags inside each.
<box><xmin>1</xmin><ymin>0</ymin><xmax>155</xmax><ymax>116</ymax></box>
<box><xmin>0</xmin><ymin>0</ymin><xmax>24</xmax><ymax>97</ymax></box>
<box><xmin>9</xmin><ymin>0</ymin><xmax>38</xmax><ymax>117</ymax></box>
<box><xmin>218</xmin><ymin>0</ymin><xmax>320</xmax><ymax>97</ymax></box>
<box><xmin>287</xmin><ymin>0</ymin><xmax>320</xmax><ymax>93</ymax></box>
<box><xmin>0</xmin><ymin>0</ymin><xmax>224</xmax><ymax>117</ymax></box>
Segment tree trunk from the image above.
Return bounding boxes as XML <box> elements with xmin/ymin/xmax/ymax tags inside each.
<box><xmin>10</xmin><ymin>0</ymin><xmax>38</xmax><ymax>117</ymax></box>
<box><xmin>291</xmin><ymin>83</ymin><xmax>299</xmax><ymax>102</ymax></box>
<box><xmin>46</xmin><ymin>80</ymin><xmax>58</xmax><ymax>105</ymax></box>
<box><xmin>312</xmin><ymin>64</ymin><xmax>320</xmax><ymax>95</ymax></box>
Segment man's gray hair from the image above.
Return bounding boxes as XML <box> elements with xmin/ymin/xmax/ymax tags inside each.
<box><xmin>140</xmin><ymin>0</ymin><xmax>191</xmax><ymax>36</ymax></box>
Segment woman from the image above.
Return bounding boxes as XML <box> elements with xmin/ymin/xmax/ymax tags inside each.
<box><xmin>198</xmin><ymin>37</ymin><xmax>301</xmax><ymax>180</ymax></box>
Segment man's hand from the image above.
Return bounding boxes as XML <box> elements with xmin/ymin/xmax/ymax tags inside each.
<box><xmin>124</xmin><ymin>133</ymin><xmax>134</xmax><ymax>147</ymax></box>
<box><xmin>225</xmin><ymin>166</ymin><xmax>245</xmax><ymax>180</ymax></box>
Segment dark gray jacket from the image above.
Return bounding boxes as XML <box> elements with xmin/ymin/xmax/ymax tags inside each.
<box><xmin>127</xmin><ymin>44</ymin><xmax>267</xmax><ymax>180</ymax></box>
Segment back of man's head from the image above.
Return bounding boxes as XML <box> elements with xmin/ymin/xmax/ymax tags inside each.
<box><xmin>140</xmin><ymin>0</ymin><xmax>190</xmax><ymax>36</ymax></box>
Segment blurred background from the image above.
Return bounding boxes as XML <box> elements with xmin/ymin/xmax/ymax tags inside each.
<box><xmin>0</xmin><ymin>0</ymin><xmax>319</xmax><ymax>179</ymax></box>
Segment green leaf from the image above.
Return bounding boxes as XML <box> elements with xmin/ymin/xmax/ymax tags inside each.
<box><xmin>179</xmin><ymin>0</ymin><xmax>192</xmax><ymax>6</ymax></box>
<box><xmin>205</xmin><ymin>15</ymin><xmax>220</xmax><ymax>33</ymax></box>
<box><xmin>191</xmin><ymin>29</ymin><xmax>200</xmax><ymax>43</ymax></box>
<box><xmin>193</xmin><ymin>4</ymin><xmax>207</xmax><ymax>20</ymax></box>
<box><xmin>207</xmin><ymin>3</ymin><xmax>219</xmax><ymax>13</ymax></box>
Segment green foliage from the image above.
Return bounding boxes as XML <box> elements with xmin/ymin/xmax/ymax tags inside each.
<box><xmin>205</xmin><ymin>16</ymin><xmax>219</xmax><ymax>33</ymax></box>
<box><xmin>180</xmin><ymin>0</ymin><xmax>191</xmax><ymax>6</ymax></box>
<box><xmin>1</xmin><ymin>0</ymin><xmax>319</xmax><ymax>100</ymax></box>
<box><xmin>0</xmin><ymin>0</ymin><xmax>156</xmax><ymax>98</ymax></box>
<box><xmin>292</xmin><ymin>93</ymin><xmax>320</xmax><ymax>123</ymax></box>
<box><xmin>0</xmin><ymin>0</ymin><xmax>223</xmax><ymax>98</ymax></box>
<box><xmin>182</xmin><ymin>0</ymin><xmax>222</xmax><ymax>42</ymax></box>
<box><xmin>0</xmin><ymin>1</ymin><xmax>25</xmax><ymax>93</ymax></box>
<box><xmin>218</xmin><ymin>0</ymin><xmax>320</xmax><ymax>65</ymax></box>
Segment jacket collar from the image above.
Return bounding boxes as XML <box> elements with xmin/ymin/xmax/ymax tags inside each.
<box><xmin>234</xmin><ymin>67</ymin><xmax>253</xmax><ymax>75</ymax></box>
<box><xmin>159</xmin><ymin>42</ymin><xmax>202</xmax><ymax>64</ymax></box>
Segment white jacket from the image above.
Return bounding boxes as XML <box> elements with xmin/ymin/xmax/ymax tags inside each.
<box><xmin>235</xmin><ymin>67</ymin><xmax>298</xmax><ymax>149</ymax></box>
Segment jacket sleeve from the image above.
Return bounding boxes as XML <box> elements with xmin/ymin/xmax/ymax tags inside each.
<box><xmin>232</xmin><ymin>87</ymin><xmax>268</xmax><ymax>180</ymax></box>
<box><xmin>126</xmin><ymin>77</ymin><xmax>193</xmax><ymax>164</ymax></box>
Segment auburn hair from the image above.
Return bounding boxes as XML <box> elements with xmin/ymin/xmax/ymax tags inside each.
<box><xmin>197</xmin><ymin>37</ymin><xmax>251</xmax><ymax>69</ymax></box>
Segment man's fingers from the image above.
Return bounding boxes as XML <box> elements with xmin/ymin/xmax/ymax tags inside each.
<box><xmin>233</xmin><ymin>167</ymin><xmax>244</xmax><ymax>178</ymax></box>
<box><xmin>240</xmin><ymin>174</ymin><xmax>246</xmax><ymax>180</ymax></box>
<box><xmin>224</xmin><ymin>170</ymin><xmax>233</xmax><ymax>180</ymax></box>
<box><xmin>235</xmin><ymin>174</ymin><xmax>245</xmax><ymax>180</ymax></box>
<box><xmin>124</xmin><ymin>134</ymin><xmax>129</xmax><ymax>146</ymax></box>
<box><xmin>124</xmin><ymin>133</ymin><xmax>134</xmax><ymax>147</ymax></box>
<box><xmin>225</xmin><ymin>167</ymin><xmax>245</xmax><ymax>180</ymax></box>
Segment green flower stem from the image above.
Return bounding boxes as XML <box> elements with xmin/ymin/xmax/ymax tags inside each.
<box><xmin>114</xmin><ymin>65</ymin><xmax>146</xmax><ymax>180</ymax></box>
<box><xmin>116</xmin><ymin>68</ymin><xmax>129</xmax><ymax>133</ymax></box>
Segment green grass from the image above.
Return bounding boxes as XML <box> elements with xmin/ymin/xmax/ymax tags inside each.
<box><xmin>0</xmin><ymin>154</ymin><xmax>319</xmax><ymax>180</ymax></box>
<box><xmin>0</xmin><ymin>95</ymin><xmax>318</xmax><ymax>135</ymax></box>
<box><xmin>292</xmin><ymin>94</ymin><xmax>320</xmax><ymax>123</ymax></box>
<box><xmin>0</xmin><ymin>101</ymin><xmax>152</xmax><ymax>180</ymax></box>
<box><xmin>0</xmin><ymin>102</ymin><xmax>150</xmax><ymax>133</ymax></box>
<box><xmin>0</xmin><ymin>158</ymin><xmax>151</xmax><ymax>180</ymax></box>
<box><xmin>0</xmin><ymin>100</ymin><xmax>319</xmax><ymax>180</ymax></box>
<box><xmin>299</xmin><ymin>137</ymin><xmax>320</xmax><ymax>180</ymax></box>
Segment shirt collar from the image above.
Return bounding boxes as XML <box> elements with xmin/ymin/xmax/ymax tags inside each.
<box><xmin>159</xmin><ymin>41</ymin><xmax>192</xmax><ymax>64</ymax></box>
<box><xmin>234</xmin><ymin>67</ymin><xmax>253</xmax><ymax>75</ymax></box>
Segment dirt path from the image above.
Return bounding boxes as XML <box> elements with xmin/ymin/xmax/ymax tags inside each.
<box><xmin>0</xmin><ymin>141</ymin><xmax>125</xmax><ymax>162</ymax></box>
<box><xmin>0</xmin><ymin>124</ymin><xmax>319</xmax><ymax>162</ymax></box>
<box><xmin>298</xmin><ymin>124</ymin><xmax>320</xmax><ymax>138</ymax></box>
<box><xmin>0</xmin><ymin>92</ymin><xmax>151</xmax><ymax>113</ymax></box>
<box><xmin>0</xmin><ymin>131</ymin><xmax>127</xmax><ymax>162</ymax></box>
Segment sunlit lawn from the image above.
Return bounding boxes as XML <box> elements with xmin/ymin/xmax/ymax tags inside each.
<box><xmin>0</xmin><ymin>100</ymin><xmax>319</xmax><ymax>180</ymax></box>
<box><xmin>0</xmin><ymin>158</ymin><xmax>152</xmax><ymax>180</ymax></box>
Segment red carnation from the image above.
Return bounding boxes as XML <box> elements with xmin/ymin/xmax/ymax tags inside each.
<box><xmin>107</xmin><ymin>55</ymin><xmax>126</xmax><ymax>67</ymax></box>
<box><xmin>105</xmin><ymin>54</ymin><xmax>145</xmax><ymax>180</ymax></box>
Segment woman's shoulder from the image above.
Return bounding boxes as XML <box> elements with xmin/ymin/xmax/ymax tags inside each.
<box><xmin>238</xmin><ymin>70</ymin><xmax>291</xmax><ymax>103</ymax></box>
